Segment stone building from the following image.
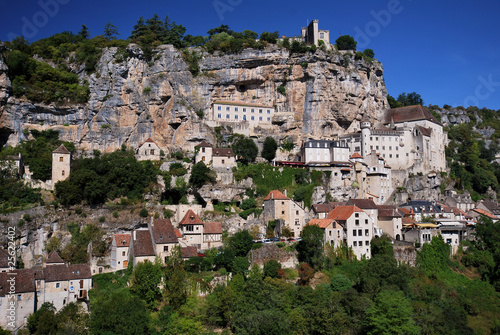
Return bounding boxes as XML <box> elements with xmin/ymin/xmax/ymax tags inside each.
<box><xmin>306</xmin><ymin>218</ymin><xmax>343</xmax><ymax>247</ymax></box>
<box><xmin>149</xmin><ymin>218</ymin><xmax>179</xmax><ymax>263</ymax></box>
<box><xmin>210</xmin><ymin>100</ymin><xmax>275</xmax><ymax>129</ymax></box>
<box><xmin>377</xmin><ymin>205</ymin><xmax>403</xmax><ymax>240</ymax></box>
<box><xmin>177</xmin><ymin>209</ymin><xmax>223</xmax><ymax>251</ymax></box>
<box><xmin>51</xmin><ymin>144</ymin><xmax>71</xmax><ymax>186</ymax></box>
<box><xmin>263</xmin><ymin>190</ymin><xmax>307</xmax><ymax>238</ymax></box>
<box><xmin>136</xmin><ymin>137</ymin><xmax>161</xmax><ymax>161</ymax></box>
<box><xmin>131</xmin><ymin>229</ymin><xmax>156</xmax><ymax>266</ymax></box>
<box><xmin>110</xmin><ymin>234</ymin><xmax>131</xmax><ymax>269</ymax></box>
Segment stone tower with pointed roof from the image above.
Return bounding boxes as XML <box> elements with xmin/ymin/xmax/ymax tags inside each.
<box><xmin>52</xmin><ymin>144</ymin><xmax>71</xmax><ymax>186</ymax></box>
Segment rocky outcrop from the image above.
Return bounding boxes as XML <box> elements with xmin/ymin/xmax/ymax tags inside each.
<box><xmin>0</xmin><ymin>44</ymin><xmax>388</xmax><ymax>152</ymax></box>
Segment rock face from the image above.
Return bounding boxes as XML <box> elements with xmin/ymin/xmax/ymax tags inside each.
<box><xmin>0</xmin><ymin>44</ymin><xmax>388</xmax><ymax>151</ymax></box>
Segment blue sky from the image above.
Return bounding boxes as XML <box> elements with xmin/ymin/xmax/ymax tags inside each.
<box><xmin>1</xmin><ymin>0</ymin><xmax>499</xmax><ymax>110</ymax></box>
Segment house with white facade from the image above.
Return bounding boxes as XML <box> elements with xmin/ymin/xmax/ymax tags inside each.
<box><xmin>211</xmin><ymin>100</ymin><xmax>275</xmax><ymax>129</ymax></box>
<box><xmin>326</xmin><ymin>205</ymin><xmax>373</xmax><ymax>259</ymax></box>
<box><xmin>306</xmin><ymin>218</ymin><xmax>344</xmax><ymax>247</ymax></box>
<box><xmin>177</xmin><ymin>209</ymin><xmax>223</xmax><ymax>251</ymax></box>
<box><xmin>131</xmin><ymin>229</ymin><xmax>156</xmax><ymax>266</ymax></box>
<box><xmin>110</xmin><ymin>234</ymin><xmax>131</xmax><ymax>269</ymax></box>
<box><xmin>149</xmin><ymin>218</ymin><xmax>179</xmax><ymax>264</ymax></box>
<box><xmin>377</xmin><ymin>205</ymin><xmax>403</xmax><ymax>240</ymax></box>
<box><xmin>136</xmin><ymin>138</ymin><xmax>162</xmax><ymax>161</ymax></box>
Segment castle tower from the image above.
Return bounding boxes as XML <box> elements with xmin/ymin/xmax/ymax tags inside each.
<box><xmin>52</xmin><ymin>144</ymin><xmax>71</xmax><ymax>185</ymax></box>
<box><xmin>360</xmin><ymin>120</ymin><xmax>371</xmax><ymax>158</ymax></box>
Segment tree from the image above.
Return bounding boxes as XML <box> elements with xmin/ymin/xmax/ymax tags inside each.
<box><xmin>232</xmin><ymin>256</ymin><xmax>250</xmax><ymax>276</ymax></box>
<box><xmin>365</xmin><ymin>289</ymin><xmax>420</xmax><ymax>335</ymax></box>
<box><xmin>164</xmin><ymin>247</ymin><xmax>188</xmax><ymax>310</ymax></box>
<box><xmin>104</xmin><ymin>21</ymin><xmax>119</xmax><ymax>40</ymax></box>
<box><xmin>232</xmin><ymin>137</ymin><xmax>258</xmax><ymax>164</ymax></box>
<box><xmin>261</xmin><ymin>136</ymin><xmax>278</xmax><ymax>162</ymax></box>
<box><xmin>298</xmin><ymin>262</ymin><xmax>315</xmax><ymax>285</ymax></box>
<box><xmin>260</xmin><ymin>31</ymin><xmax>279</xmax><ymax>44</ymax></box>
<box><xmin>27</xmin><ymin>302</ymin><xmax>58</xmax><ymax>334</ymax></box>
<box><xmin>297</xmin><ymin>224</ymin><xmax>324</xmax><ymax>269</ymax></box>
<box><xmin>228</xmin><ymin>230</ymin><xmax>254</xmax><ymax>257</ymax></box>
<box><xmin>189</xmin><ymin>161</ymin><xmax>215</xmax><ymax>188</ymax></box>
<box><xmin>78</xmin><ymin>24</ymin><xmax>90</xmax><ymax>39</ymax></box>
<box><xmin>130</xmin><ymin>259</ymin><xmax>163</xmax><ymax>307</ymax></box>
<box><xmin>363</xmin><ymin>48</ymin><xmax>375</xmax><ymax>59</ymax></box>
<box><xmin>263</xmin><ymin>259</ymin><xmax>282</xmax><ymax>278</ymax></box>
<box><xmin>207</xmin><ymin>24</ymin><xmax>232</xmax><ymax>37</ymax></box>
<box><xmin>396</xmin><ymin>92</ymin><xmax>424</xmax><ymax>106</ymax></box>
<box><xmin>387</xmin><ymin>95</ymin><xmax>402</xmax><ymax>108</ymax></box>
<box><xmin>336</xmin><ymin>35</ymin><xmax>357</xmax><ymax>50</ymax></box>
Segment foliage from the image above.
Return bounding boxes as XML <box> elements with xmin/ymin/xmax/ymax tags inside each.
<box><xmin>130</xmin><ymin>259</ymin><xmax>163</xmax><ymax>307</ymax></box>
<box><xmin>297</xmin><ymin>224</ymin><xmax>325</xmax><ymax>270</ymax></box>
<box><xmin>263</xmin><ymin>259</ymin><xmax>282</xmax><ymax>278</ymax></box>
<box><xmin>27</xmin><ymin>302</ymin><xmax>89</xmax><ymax>335</ymax></box>
<box><xmin>277</xmin><ymin>85</ymin><xmax>286</xmax><ymax>96</ymax></box>
<box><xmin>261</xmin><ymin>136</ymin><xmax>278</xmax><ymax>162</ymax></box>
<box><xmin>227</xmin><ymin>230</ymin><xmax>254</xmax><ymax>257</ymax></box>
<box><xmin>336</xmin><ymin>35</ymin><xmax>357</xmax><ymax>50</ymax></box>
<box><xmin>232</xmin><ymin>137</ymin><xmax>258</xmax><ymax>165</ymax></box>
<box><xmin>281</xmin><ymin>137</ymin><xmax>294</xmax><ymax>151</ymax></box>
<box><xmin>61</xmin><ymin>223</ymin><xmax>107</xmax><ymax>263</ymax></box>
<box><xmin>363</xmin><ymin>48</ymin><xmax>375</xmax><ymax>59</ymax></box>
<box><xmin>417</xmin><ymin>235</ymin><xmax>451</xmax><ymax>274</ymax></box>
<box><xmin>298</xmin><ymin>263</ymin><xmax>315</xmax><ymax>285</ymax></box>
<box><xmin>55</xmin><ymin>149</ymin><xmax>159</xmax><ymax>206</ymax></box>
<box><xmin>189</xmin><ymin>161</ymin><xmax>216</xmax><ymax>189</ymax></box>
<box><xmin>397</xmin><ymin>91</ymin><xmax>424</xmax><ymax>106</ymax></box>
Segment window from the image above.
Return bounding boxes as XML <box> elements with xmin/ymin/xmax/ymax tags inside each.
<box><xmin>226</xmin><ymin>114</ymin><xmax>230</xmax><ymax>119</ymax></box>
<box><xmin>329</xmin><ymin>231</ymin><xmax>332</xmax><ymax>236</ymax></box>
<box><xmin>259</xmin><ymin>116</ymin><xmax>263</xmax><ymax>121</ymax></box>
<box><xmin>217</xmin><ymin>106</ymin><xmax>221</xmax><ymax>111</ymax></box>
<box><xmin>353</xmin><ymin>241</ymin><xmax>357</xmax><ymax>246</ymax></box>
<box><xmin>243</xmin><ymin>108</ymin><xmax>246</xmax><ymax>112</ymax></box>
<box><xmin>122</xmin><ymin>251</ymin><xmax>125</xmax><ymax>256</ymax></box>
<box><xmin>202</xmin><ymin>147</ymin><xmax>205</xmax><ymax>153</ymax></box>
<box><xmin>376</xmin><ymin>146</ymin><xmax>379</xmax><ymax>150</ymax></box>
<box><xmin>355</xmin><ymin>213</ymin><xmax>359</xmax><ymax>217</ymax></box>
<box><xmin>282</xmin><ymin>201</ymin><xmax>285</xmax><ymax>205</ymax></box>
<box><xmin>235</xmin><ymin>115</ymin><xmax>238</xmax><ymax>119</ymax></box>
<box><xmin>251</xmin><ymin>109</ymin><xmax>255</xmax><ymax>113</ymax></box>
<box><xmin>59</xmin><ymin>157</ymin><xmax>64</xmax><ymax>162</ymax></box>
<box><xmin>365</xmin><ymin>219</ymin><xmax>368</xmax><ymax>224</ymax></box>
<box><xmin>355</xmin><ymin>219</ymin><xmax>359</xmax><ymax>225</ymax></box>
<box><xmin>296</xmin><ymin>211</ymin><xmax>299</xmax><ymax>215</ymax></box>
<box><xmin>358</xmin><ymin>229</ymin><xmax>362</xmax><ymax>236</ymax></box>
<box><xmin>62</xmin><ymin>170</ymin><xmax>65</xmax><ymax>176</ymax></box>
<box><xmin>202</xmin><ymin>156</ymin><xmax>205</xmax><ymax>162</ymax></box>
<box><xmin>222</xmin><ymin>159</ymin><xmax>225</xmax><ymax>164</ymax></box>
<box><xmin>235</xmin><ymin>107</ymin><xmax>238</xmax><ymax>111</ymax></box>
<box><xmin>365</xmin><ymin>229</ymin><xmax>369</xmax><ymax>236</ymax></box>
<box><xmin>217</xmin><ymin>113</ymin><xmax>221</xmax><ymax>118</ymax></box>
<box><xmin>56</xmin><ymin>283</ymin><xmax>60</xmax><ymax>288</ymax></box>
<box><xmin>259</xmin><ymin>109</ymin><xmax>263</xmax><ymax>113</ymax></box>
<box><xmin>295</xmin><ymin>219</ymin><xmax>300</xmax><ymax>225</ymax></box>
<box><xmin>267</xmin><ymin>117</ymin><xmax>270</xmax><ymax>121</ymax></box>
<box><xmin>186</xmin><ymin>225</ymin><xmax>194</xmax><ymax>232</ymax></box>
<box><xmin>150</xmin><ymin>150</ymin><xmax>155</xmax><ymax>155</ymax></box>
<box><xmin>365</xmin><ymin>241</ymin><xmax>370</xmax><ymax>246</ymax></box>
<box><xmin>17</xmin><ymin>294</ymin><xmax>21</xmax><ymax>301</ymax></box>
<box><xmin>163</xmin><ymin>246</ymin><xmax>168</xmax><ymax>252</ymax></box>
<box><xmin>267</xmin><ymin>110</ymin><xmax>271</xmax><ymax>114</ymax></box>
<box><xmin>243</xmin><ymin>115</ymin><xmax>246</xmax><ymax>120</ymax></box>
<box><xmin>226</xmin><ymin>106</ymin><xmax>230</xmax><ymax>111</ymax></box>
<box><xmin>353</xmin><ymin>230</ymin><xmax>357</xmax><ymax>236</ymax></box>
<box><xmin>446</xmin><ymin>238</ymin><xmax>452</xmax><ymax>244</ymax></box>
<box><xmin>251</xmin><ymin>116</ymin><xmax>255</xmax><ymax>120</ymax></box>
<box><xmin>282</xmin><ymin>211</ymin><xmax>285</xmax><ymax>215</ymax></box>
<box><xmin>337</xmin><ymin>231</ymin><xmax>340</xmax><ymax>237</ymax></box>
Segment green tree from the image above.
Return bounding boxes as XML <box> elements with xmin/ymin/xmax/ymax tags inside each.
<box><xmin>228</xmin><ymin>230</ymin><xmax>254</xmax><ymax>257</ymax></box>
<box><xmin>189</xmin><ymin>161</ymin><xmax>215</xmax><ymax>188</ymax></box>
<box><xmin>261</xmin><ymin>136</ymin><xmax>278</xmax><ymax>162</ymax></box>
<box><xmin>130</xmin><ymin>259</ymin><xmax>163</xmax><ymax>307</ymax></box>
<box><xmin>27</xmin><ymin>302</ymin><xmax>58</xmax><ymax>334</ymax></box>
<box><xmin>387</xmin><ymin>95</ymin><xmax>403</xmax><ymax>108</ymax></box>
<box><xmin>104</xmin><ymin>21</ymin><xmax>119</xmax><ymax>40</ymax></box>
<box><xmin>365</xmin><ymin>289</ymin><xmax>420</xmax><ymax>335</ymax></box>
<box><xmin>232</xmin><ymin>137</ymin><xmax>258</xmax><ymax>165</ymax></box>
<box><xmin>263</xmin><ymin>259</ymin><xmax>282</xmax><ymax>278</ymax></box>
<box><xmin>336</xmin><ymin>35</ymin><xmax>357</xmax><ymax>50</ymax></box>
<box><xmin>78</xmin><ymin>24</ymin><xmax>90</xmax><ymax>39</ymax></box>
<box><xmin>164</xmin><ymin>247</ymin><xmax>188</xmax><ymax>310</ymax></box>
<box><xmin>259</xmin><ymin>31</ymin><xmax>279</xmax><ymax>44</ymax></box>
<box><xmin>232</xmin><ymin>256</ymin><xmax>250</xmax><ymax>276</ymax></box>
<box><xmin>363</xmin><ymin>48</ymin><xmax>375</xmax><ymax>59</ymax></box>
<box><xmin>396</xmin><ymin>92</ymin><xmax>424</xmax><ymax>106</ymax></box>
<box><xmin>297</xmin><ymin>224</ymin><xmax>324</xmax><ymax>269</ymax></box>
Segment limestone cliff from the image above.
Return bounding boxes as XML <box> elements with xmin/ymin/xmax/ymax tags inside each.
<box><xmin>0</xmin><ymin>44</ymin><xmax>388</xmax><ymax>152</ymax></box>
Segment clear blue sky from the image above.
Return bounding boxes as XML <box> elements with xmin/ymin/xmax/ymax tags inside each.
<box><xmin>1</xmin><ymin>0</ymin><xmax>499</xmax><ymax>110</ymax></box>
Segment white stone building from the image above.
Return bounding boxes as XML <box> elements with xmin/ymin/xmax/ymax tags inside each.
<box><xmin>136</xmin><ymin>137</ymin><xmax>162</xmax><ymax>161</ymax></box>
<box><xmin>211</xmin><ymin>101</ymin><xmax>275</xmax><ymax>128</ymax></box>
<box><xmin>263</xmin><ymin>190</ymin><xmax>307</xmax><ymax>238</ymax></box>
<box><xmin>110</xmin><ymin>234</ymin><xmax>131</xmax><ymax>269</ymax></box>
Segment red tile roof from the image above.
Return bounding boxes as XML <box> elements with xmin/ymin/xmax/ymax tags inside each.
<box><xmin>0</xmin><ymin>249</ymin><xmax>9</xmax><ymax>268</ymax></box>
<box><xmin>53</xmin><ymin>144</ymin><xmax>71</xmax><ymax>154</ymax></box>
<box><xmin>174</xmin><ymin>229</ymin><xmax>183</xmax><ymax>239</ymax></box>
<box><xmin>402</xmin><ymin>217</ymin><xmax>417</xmax><ymax>224</ymax></box>
<box><xmin>213</xmin><ymin>148</ymin><xmax>235</xmax><ymax>157</ymax></box>
<box><xmin>114</xmin><ymin>234</ymin><xmax>131</xmax><ymax>247</ymax></box>
<box><xmin>179</xmin><ymin>209</ymin><xmax>204</xmax><ymax>225</ymax></box>
<box><xmin>0</xmin><ymin>269</ymin><xmax>37</xmax><ymax>296</ymax></box>
<box><xmin>350</xmin><ymin>152</ymin><xmax>363</xmax><ymax>159</ymax></box>
<box><xmin>151</xmin><ymin>219</ymin><xmax>178</xmax><ymax>244</ymax></box>
<box><xmin>472</xmin><ymin>208</ymin><xmax>498</xmax><ymax>220</ymax></box>
<box><xmin>307</xmin><ymin>218</ymin><xmax>335</xmax><ymax>229</ymax></box>
<box><xmin>326</xmin><ymin>205</ymin><xmax>364</xmax><ymax>221</ymax></box>
<box><xmin>203</xmin><ymin>222</ymin><xmax>222</xmax><ymax>234</ymax></box>
<box><xmin>312</xmin><ymin>203</ymin><xmax>331</xmax><ymax>213</ymax></box>
<box><xmin>264</xmin><ymin>190</ymin><xmax>289</xmax><ymax>201</ymax></box>
<box><xmin>42</xmin><ymin>264</ymin><xmax>91</xmax><ymax>282</ymax></box>
<box><xmin>195</xmin><ymin>140</ymin><xmax>213</xmax><ymax>148</ymax></box>
<box><xmin>181</xmin><ymin>246</ymin><xmax>198</xmax><ymax>258</ymax></box>
<box><xmin>46</xmin><ymin>250</ymin><xmax>64</xmax><ymax>264</ymax></box>
<box><xmin>399</xmin><ymin>208</ymin><xmax>411</xmax><ymax>215</ymax></box>
<box><xmin>377</xmin><ymin>205</ymin><xmax>403</xmax><ymax>218</ymax></box>
<box><xmin>347</xmin><ymin>199</ymin><xmax>378</xmax><ymax>210</ymax></box>
<box><xmin>416</xmin><ymin>125</ymin><xmax>432</xmax><ymax>137</ymax></box>
<box><xmin>133</xmin><ymin>230</ymin><xmax>155</xmax><ymax>257</ymax></box>
<box><xmin>384</xmin><ymin>105</ymin><xmax>440</xmax><ymax>125</ymax></box>
<box><xmin>138</xmin><ymin>137</ymin><xmax>159</xmax><ymax>147</ymax></box>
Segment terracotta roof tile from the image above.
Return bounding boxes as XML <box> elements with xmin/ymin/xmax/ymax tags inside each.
<box><xmin>42</xmin><ymin>264</ymin><xmax>91</xmax><ymax>282</ymax></box>
<box><xmin>472</xmin><ymin>208</ymin><xmax>498</xmax><ymax>219</ymax></box>
<box><xmin>213</xmin><ymin>148</ymin><xmax>235</xmax><ymax>157</ymax></box>
<box><xmin>312</xmin><ymin>204</ymin><xmax>331</xmax><ymax>213</ymax></box>
<box><xmin>174</xmin><ymin>229</ymin><xmax>183</xmax><ymax>239</ymax></box>
<box><xmin>53</xmin><ymin>144</ymin><xmax>71</xmax><ymax>154</ymax></box>
<box><xmin>350</xmin><ymin>152</ymin><xmax>363</xmax><ymax>159</ymax></box>
<box><xmin>307</xmin><ymin>218</ymin><xmax>335</xmax><ymax>229</ymax></box>
<box><xmin>402</xmin><ymin>217</ymin><xmax>417</xmax><ymax>224</ymax></box>
<box><xmin>138</xmin><ymin>137</ymin><xmax>159</xmax><ymax>147</ymax></box>
<box><xmin>264</xmin><ymin>190</ymin><xmax>289</xmax><ymax>201</ymax></box>
<box><xmin>326</xmin><ymin>205</ymin><xmax>364</xmax><ymax>221</ymax></box>
<box><xmin>46</xmin><ymin>250</ymin><xmax>64</xmax><ymax>264</ymax></box>
<box><xmin>181</xmin><ymin>246</ymin><xmax>198</xmax><ymax>258</ymax></box>
<box><xmin>384</xmin><ymin>105</ymin><xmax>440</xmax><ymax>125</ymax></box>
<box><xmin>347</xmin><ymin>199</ymin><xmax>378</xmax><ymax>209</ymax></box>
<box><xmin>151</xmin><ymin>219</ymin><xmax>178</xmax><ymax>244</ymax></box>
<box><xmin>133</xmin><ymin>230</ymin><xmax>155</xmax><ymax>257</ymax></box>
<box><xmin>114</xmin><ymin>234</ymin><xmax>131</xmax><ymax>247</ymax></box>
<box><xmin>203</xmin><ymin>222</ymin><xmax>222</xmax><ymax>234</ymax></box>
<box><xmin>0</xmin><ymin>269</ymin><xmax>37</xmax><ymax>296</ymax></box>
<box><xmin>195</xmin><ymin>140</ymin><xmax>213</xmax><ymax>148</ymax></box>
<box><xmin>377</xmin><ymin>205</ymin><xmax>403</xmax><ymax>218</ymax></box>
<box><xmin>179</xmin><ymin>209</ymin><xmax>204</xmax><ymax>225</ymax></box>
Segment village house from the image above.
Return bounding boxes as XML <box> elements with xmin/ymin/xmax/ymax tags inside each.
<box><xmin>476</xmin><ymin>199</ymin><xmax>500</xmax><ymax>216</ymax></box>
<box><xmin>110</xmin><ymin>234</ymin><xmax>131</xmax><ymax>269</ymax></box>
<box><xmin>326</xmin><ymin>205</ymin><xmax>374</xmax><ymax>259</ymax></box>
<box><xmin>346</xmin><ymin>199</ymin><xmax>380</xmax><ymax>235</ymax></box>
<box><xmin>131</xmin><ymin>229</ymin><xmax>156</xmax><ymax>266</ymax></box>
<box><xmin>398</xmin><ymin>200</ymin><xmax>445</xmax><ymax>222</ymax></box>
<box><xmin>135</xmin><ymin>137</ymin><xmax>162</xmax><ymax>161</ymax></box>
<box><xmin>377</xmin><ymin>205</ymin><xmax>403</xmax><ymax>240</ymax></box>
<box><xmin>307</xmin><ymin>218</ymin><xmax>343</xmax><ymax>247</ymax></box>
<box><xmin>177</xmin><ymin>209</ymin><xmax>223</xmax><ymax>251</ymax></box>
<box><xmin>401</xmin><ymin>222</ymin><xmax>440</xmax><ymax>246</ymax></box>
<box><xmin>0</xmin><ymin>153</ymin><xmax>23</xmax><ymax>177</ymax></box>
<box><xmin>262</xmin><ymin>190</ymin><xmax>307</xmax><ymax>238</ymax></box>
<box><xmin>468</xmin><ymin>208</ymin><xmax>499</xmax><ymax>222</ymax></box>
<box><xmin>149</xmin><ymin>218</ymin><xmax>179</xmax><ymax>264</ymax></box>
<box><xmin>195</xmin><ymin>140</ymin><xmax>237</xmax><ymax>170</ymax></box>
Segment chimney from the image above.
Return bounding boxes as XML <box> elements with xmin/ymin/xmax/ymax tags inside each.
<box><xmin>133</xmin><ymin>230</ymin><xmax>136</xmax><ymax>240</ymax></box>
<box><xmin>284</xmin><ymin>190</ymin><xmax>287</xmax><ymax>197</ymax></box>
<box><xmin>271</xmin><ymin>193</ymin><xmax>274</xmax><ymax>199</ymax></box>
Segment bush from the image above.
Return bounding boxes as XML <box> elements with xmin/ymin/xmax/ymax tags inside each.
<box><xmin>336</xmin><ymin>35</ymin><xmax>357</xmax><ymax>50</ymax></box>
<box><xmin>277</xmin><ymin>85</ymin><xmax>286</xmax><ymax>96</ymax></box>
<box><xmin>139</xmin><ymin>208</ymin><xmax>149</xmax><ymax>218</ymax></box>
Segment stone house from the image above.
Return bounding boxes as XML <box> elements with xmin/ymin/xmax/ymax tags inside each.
<box><xmin>377</xmin><ymin>205</ymin><xmax>403</xmax><ymax>240</ymax></box>
<box><xmin>326</xmin><ymin>205</ymin><xmax>373</xmax><ymax>259</ymax></box>
<box><xmin>149</xmin><ymin>218</ymin><xmax>179</xmax><ymax>264</ymax></box>
<box><xmin>195</xmin><ymin>140</ymin><xmax>237</xmax><ymax>170</ymax></box>
<box><xmin>45</xmin><ymin>250</ymin><xmax>65</xmax><ymax>266</ymax></box>
<box><xmin>401</xmin><ymin>223</ymin><xmax>440</xmax><ymax>246</ymax></box>
<box><xmin>110</xmin><ymin>234</ymin><xmax>131</xmax><ymax>269</ymax></box>
<box><xmin>262</xmin><ymin>190</ymin><xmax>307</xmax><ymax>238</ymax></box>
<box><xmin>177</xmin><ymin>209</ymin><xmax>223</xmax><ymax>251</ymax></box>
<box><xmin>362</xmin><ymin>151</ymin><xmax>393</xmax><ymax>204</ymax></box>
<box><xmin>195</xmin><ymin>140</ymin><xmax>213</xmax><ymax>164</ymax></box>
<box><xmin>131</xmin><ymin>229</ymin><xmax>156</xmax><ymax>266</ymax></box>
<box><xmin>306</xmin><ymin>218</ymin><xmax>344</xmax><ymax>247</ymax></box>
<box><xmin>51</xmin><ymin>144</ymin><xmax>71</xmax><ymax>186</ymax></box>
<box><xmin>476</xmin><ymin>199</ymin><xmax>500</xmax><ymax>216</ymax></box>
<box><xmin>136</xmin><ymin>138</ymin><xmax>161</xmax><ymax>161</ymax></box>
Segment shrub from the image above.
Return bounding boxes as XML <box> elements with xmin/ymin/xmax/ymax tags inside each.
<box><xmin>277</xmin><ymin>85</ymin><xmax>286</xmax><ymax>96</ymax></box>
<box><xmin>139</xmin><ymin>208</ymin><xmax>149</xmax><ymax>218</ymax></box>
<box><xmin>336</xmin><ymin>35</ymin><xmax>357</xmax><ymax>50</ymax></box>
